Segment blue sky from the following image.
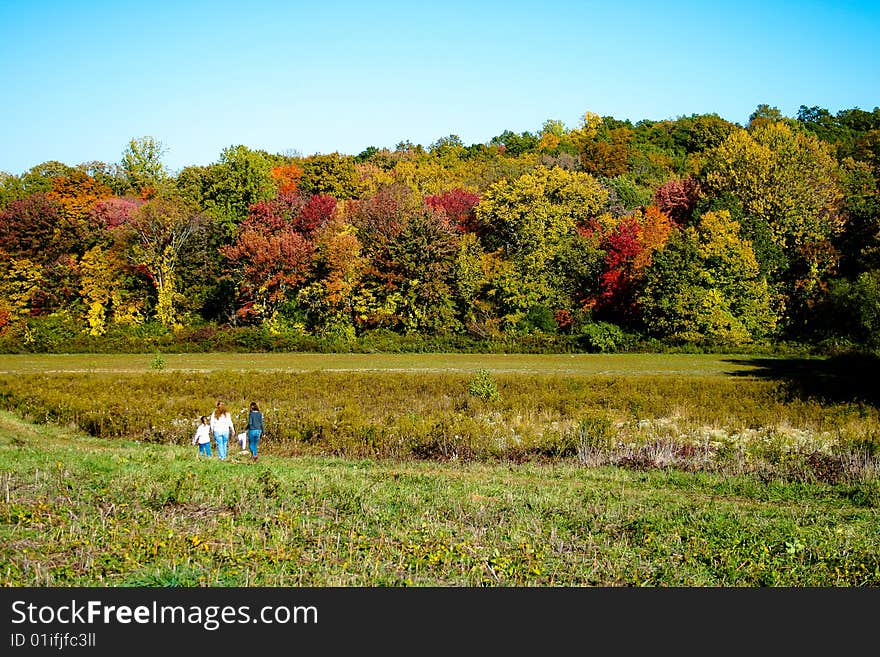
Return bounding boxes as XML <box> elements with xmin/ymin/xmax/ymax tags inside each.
<box><xmin>1</xmin><ymin>0</ymin><xmax>878</xmax><ymax>175</ymax></box>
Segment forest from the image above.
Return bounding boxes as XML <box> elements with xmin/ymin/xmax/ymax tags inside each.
<box><xmin>1</xmin><ymin>103</ymin><xmax>879</xmax><ymax>353</ymax></box>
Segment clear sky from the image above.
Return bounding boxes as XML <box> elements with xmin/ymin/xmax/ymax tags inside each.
<box><xmin>1</xmin><ymin>0</ymin><xmax>878</xmax><ymax>175</ymax></box>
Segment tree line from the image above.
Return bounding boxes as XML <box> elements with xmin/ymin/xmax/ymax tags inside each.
<box><xmin>1</xmin><ymin>103</ymin><xmax>878</xmax><ymax>352</ymax></box>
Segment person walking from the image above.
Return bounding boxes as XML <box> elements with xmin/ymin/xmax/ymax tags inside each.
<box><xmin>192</xmin><ymin>415</ymin><xmax>212</xmax><ymax>458</ymax></box>
<box><xmin>210</xmin><ymin>401</ymin><xmax>235</xmax><ymax>461</ymax></box>
<box><xmin>246</xmin><ymin>401</ymin><xmax>264</xmax><ymax>461</ymax></box>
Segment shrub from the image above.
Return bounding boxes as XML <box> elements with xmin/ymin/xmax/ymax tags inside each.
<box><xmin>150</xmin><ymin>350</ymin><xmax>166</xmax><ymax>370</ymax></box>
<box><xmin>517</xmin><ymin>306</ymin><xmax>557</xmax><ymax>334</ymax></box>
<box><xmin>467</xmin><ymin>369</ymin><xmax>500</xmax><ymax>402</ymax></box>
<box><xmin>576</xmin><ymin>321</ymin><xmax>628</xmax><ymax>353</ymax></box>
<box><xmin>22</xmin><ymin>312</ymin><xmax>81</xmax><ymax>352</ymax></box>
<box><xmin>576</xmin><ymin>413</ymin><xmax>614</xmax><ymax>450</ymax></box>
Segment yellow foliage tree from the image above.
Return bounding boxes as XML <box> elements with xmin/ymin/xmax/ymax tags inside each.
<box><xmin>704</xmin><ymin>122</ymin><xmax>844</xmax><ymax>250</ymax></box>
<box><xmin>0</xmin><ymin>257</ymin><xmax>46</xmax><ymax>322</ymax></box>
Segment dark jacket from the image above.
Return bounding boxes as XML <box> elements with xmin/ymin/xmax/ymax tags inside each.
<box><xmin>247</xmin><ymin>410</ymin><xmax>264</xmax><ymax>432</ymax></box>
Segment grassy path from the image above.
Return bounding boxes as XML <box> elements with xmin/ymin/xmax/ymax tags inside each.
<box><xmin>0</xmin><ymin>352</ymin><xmax>791</xmax><ymax>376</ymax></box>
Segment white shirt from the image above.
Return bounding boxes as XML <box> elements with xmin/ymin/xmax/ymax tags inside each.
<box><xmin>194</xmin><ymin>423</ymin><xmax>212</xmax><ymax>445</ymax></box>
<box><xmin>210</xmin><ymin>412</ymin><xmax>235</xmax><ymax>436</ymax></box>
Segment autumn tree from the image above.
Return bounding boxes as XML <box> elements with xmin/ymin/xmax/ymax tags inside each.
<box><xmin>47</xmin><ymin>171</ymin><xmax>113</xmax><ymax>232</ymax></box>
<box><xmin>701</xmin><ymin>121</ymin><xmax>845</xmax><ymax>330</ymax></box>
<box><xmin>575</xmin><ymin>114</ymin><xmax>633</xmax><ymax>178</ymax></box>
<box><xmin>123</xmin><ymin>196</ymin><xmax>204</xmax><ymax>327</ymax></box>
<box><xmin>79</xmin><ymin>244</ymin><xmax>146</xmax><ymax>335</ymax></box>
<box><xmin>271</xmin><ymin>162</ymin><xmax>303</xmax><ymax>195</ymax></box>
<box><xmin>78</xmin><ymin>197</ymin><xmax>151</xmax><ymax>332</ymax></box>
<box><xmin>424</xmin><ymin>188</ymin><xmax>481</xmax><ymax>233</ymax></box>
<box><xmin>703</xmin><ymin>122</ymin><xmax>844</xmax><ymax>252</ymax></box>
<box><xmin>388</xmin><ymin>204</ymin><xmax>461</xmax><ymax>333</ymax></box>
<box><xmin>0</xmin><ymin>194</ymin><xmax>73</xmax><ymax>263</ymax></box>
<box><xmin>653</xmin><ymin>177</ymin><xmax>700</xmax><ymax>225</ymax></box>
<box><xmin>298</xmin><ymin>194</ymin><xmax>337</xmax><ymax>233</ymax></box>
<box><xmin>580</xmin><ymin>136</ymin><xmax>631</xmax><ymax>178</ymax></box>
<box><xmin>221</xmin><ymin>193</ymin><xmax>318</xmax><ymax>324</ymax></box>
<box><xmin>346</xmin><ymin>186</ymin><xmax>419</xmax><ymax>330</ymax></box>
<box><xmin>586</xmin><ymin>206</ymin><xmax>675</xmax><ymax>325</ymax></box>
<box><xmin>297</xmin><ymin>212</ymin><xmax>366</xmax><ymax>338</ymax></box>
<box><xmin>0</xmin><ymin>194</ymin><xmax>83</xmax><ymax>317</ymax></box>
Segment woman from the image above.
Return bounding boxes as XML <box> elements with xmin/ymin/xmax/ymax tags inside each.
<box><xmin>210</xmin><ymin>401</ymin><xmax>235</xmax><ymax>461</ymax></box>
<box><xmin>246</xmin><ymin>401</ymin><xmax>264</xmax><ymax>461</ymax></box>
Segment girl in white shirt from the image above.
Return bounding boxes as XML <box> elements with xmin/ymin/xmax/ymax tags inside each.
<box><xmin>192</xmin><ymin>415</ymin><xmax>212</xmax><ymax>458</ymax></box>
<box><xmin>210</xmin><ymin>401</ymin><xmax>235</xmax><ymax>461</ymax></box>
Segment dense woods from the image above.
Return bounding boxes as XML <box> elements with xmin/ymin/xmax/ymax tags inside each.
<box><xmin>1</xmin><ymin>103</ymin><xmax>879</xmax><ymax>353</ymax></box>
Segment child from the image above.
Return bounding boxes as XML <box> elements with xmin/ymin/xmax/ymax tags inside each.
<box><xmin>193</xmin><ymin>415</ymin><xmax>212</xmax><ymax>458</ymax></box>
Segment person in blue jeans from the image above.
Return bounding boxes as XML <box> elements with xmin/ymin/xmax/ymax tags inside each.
<box><xmin>246</xmin><ymin>401</ymin><xmax>264</xmax><ymax>461</ymax></box>
<box><xmin>192</xmin><ymin>415</ymin><xmax>212</xmax><ymax>458</ymax></box>
<box><xmin>210</xmin><ymin>401</ymin><xmax>235</xmax><ymax>461</ymax></box>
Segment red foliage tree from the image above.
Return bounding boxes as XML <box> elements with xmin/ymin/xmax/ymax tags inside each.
<box><xmin>243</xmin><ymin>193</ymin><xmax>305</xmax><ymax>234</ymax></box>
<box><xmin>222</xmin><ymin>227</ymin><xmax>314</xmax><ymax>321</ymax></box>
<box><xmin>0</xmin><ymin>194</ymin><xmax>72</xmax><ymax>263</ymax></box>
<box><xmin>89</xmin><ymin>197</ymin><xmax>144</xmax><ymax>230</ymax></box>
<box><xmin>553</xmin><ymin>308</ymin><xmax>573</xmax><ymax>332</ymax></box>
<box><xmin>653</xmin><ymin>177</ymin><xmax>700</xmax><ymax>226</ymax></box>
<box><xmin>595</xmin><ymin>217</ymin><xmax>645</xmax><ymax>322</ymax></box>
<box><xmin>297</xmin><ymin>194</ymin><xmax>337</xmax><ymax>233</ymax></box>
<box><xmin>424</xmin><ymin>189</ymin><xmax>481</xmax><ymax>233</ymax></box>
<box><xmin>589</xmin><ymin>206</ymin><xmax>675</xmax><ymax>324</ymax></box>
<box><xmin>243</xmin><ymin>193</ymin><xmax>334</xmax><ymax>236</ymax></box>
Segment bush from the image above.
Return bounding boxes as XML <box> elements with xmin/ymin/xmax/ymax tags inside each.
<box><xmin>822</xmin><ymin>272</ymin><xmax>880</xmax><ymax>349</ymax></box>
<box><xmin>576</xmin><ymin>413</ymin><xmax>614</xmax><ymax>450</ymax></box>
<box><xmin>23</xmin><ymin>312</ymin><xmax>82</xmax><ymax>352</ymax></box>
<box><xmin>467</xmin><ymin>369</ymin><xmax>500</xmax><ymax>402</ymax></box>
<box><xmin>150</xmin><ymin>350</ymin><xmax>166</xmax><ymax>370</ymax></box>
<box><xmin>516</xmin><ymin>306</ymin><xmax>557</xmax><ymax>334</ymax></box>
<box><xmin>576</xmin><ymin>321</ymin><xmax>628</xmax><ymax>353</ymax></box>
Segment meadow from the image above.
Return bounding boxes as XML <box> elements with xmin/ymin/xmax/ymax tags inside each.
<box><xmin>1</xmin><ymin>352</ymin><xmax>878</xmax><ymax>586</ymax></box>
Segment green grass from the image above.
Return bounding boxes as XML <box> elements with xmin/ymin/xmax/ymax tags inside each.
<box><xmin>1</xmin><ymin>410</ymin><xmax>878</xmax><ymax>586</ymax></box>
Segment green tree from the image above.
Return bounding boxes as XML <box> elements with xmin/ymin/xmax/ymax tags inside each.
<box><xmin>200</xmin><ymin>145</ymin><xmax>277</xmax><ymax>232</ymax></box>
<box><xmin>475</xmin><ymin>166</ymin><xmax>607</xmax><ymax>326</ymax></box>
<box><xmin>299</xmin><ymin>153</ymin><xmax>363</xmax><ymax>199</ymax></box>
<box><xmin>821</xmin><ymin>270</ymin><xmax>880</xmax><ymax>349</ymax></box>
<box><xmin>121</xmin><ymin>136</ymin><xmax>168</xmax><ymax>193</ymax></box>
<box><xmin>389</xmin><ymin>205</ymin><xmax>461</xmax><ymax>333</ymax></box>
<box><xmin>639</xmin><ymin>210</ymin><xmax>778</xmax><ymax>344</ymax></box>
<box><xmin>836</xmin><ymin>157</ymin><xmax>880</xmax><ymax>274</ymax></box>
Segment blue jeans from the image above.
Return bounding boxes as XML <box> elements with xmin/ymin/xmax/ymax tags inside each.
<box><xmin>214</xmin><ymin>431</ymin><xmax>229</xmax><ymax>460</ymax></box>
<box><xmin>248</xmin><ymin>429</ymin><xmax>261</xmax><ymax>458</ymax></box>
<box><xmin>198</xmin><ymin>442</ymin><xmax>212</xmax><ymax>457</ymax></box>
